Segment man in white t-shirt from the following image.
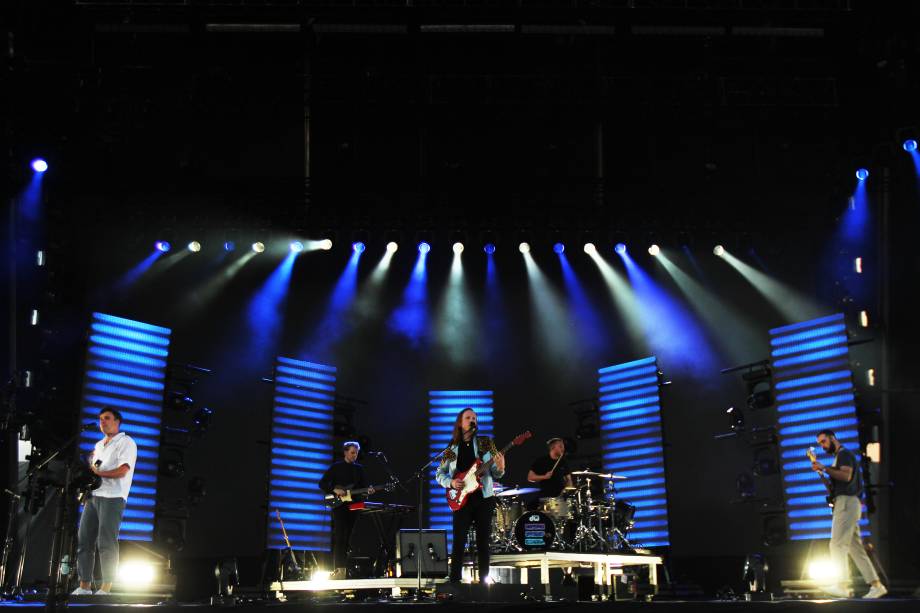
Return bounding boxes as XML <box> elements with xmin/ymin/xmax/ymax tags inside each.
<box><xmin>71</xmin><ymin>408</ymin><xmax>138</xmax><ymax>596</ymax></box>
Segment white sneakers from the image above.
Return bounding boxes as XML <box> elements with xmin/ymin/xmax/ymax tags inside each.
<box><xmin>863</xmin><ymin>584</ymin><xmax>888</xmax><ymax>599</ymax></box>
<box><xmin>70</xmin><ymin>587</ymin><xmax>93</xmax><ymax>596</ymax></box>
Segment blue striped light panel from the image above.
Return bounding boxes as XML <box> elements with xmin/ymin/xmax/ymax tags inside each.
<box><xmin>267</xmin><ymin>356</ymin><xmax>336</xmax><ymax>550</ymax></box>
<box><xmin>770</xmin><ymin>313</ymin><xmax>868</xmax><ymax>541</ymax></box>
<box><xmin>598</xmin><ymin>357</ymin><xmax>670</xmax><ymax>548</ymax></box>
<box><xmin>428</xmin><ymin>390</ymin><xmax>494</xmax><ymax>549</ymax></box>
<box><xmin>79</xmin><ymin>312</ymin><xmax>172</xmax><ymax>542</ymax></box>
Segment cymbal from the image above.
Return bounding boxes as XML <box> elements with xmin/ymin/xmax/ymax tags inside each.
<box><xmin>570</xmin><ymin>470</ymin><xmax>627</xmax><ymax>480</ymax></box>
<box><xmin>496</xmin><ymin>487</ymin><xmax>540</xmax><ymax>497</ymax></box>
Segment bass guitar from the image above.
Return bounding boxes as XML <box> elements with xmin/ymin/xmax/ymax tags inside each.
<box><xmin>446</xmin><ymin>431</ymin><xmax>532</xmax><ymax>512</ymax></box>
<box><xmin>324</xmin><ymin>481</ymin><xmax>395</xmax><ymax>508</ymax></box>
<box><xmin>806</xmin><ymin>446</ymin><xmax>835</xmax><ymax>508</ymax></box>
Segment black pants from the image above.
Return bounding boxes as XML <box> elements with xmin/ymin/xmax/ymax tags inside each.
<box><xmin>331</xmin><ymin>507</ymin><xmax>358</xmax><ymax>569</ymax></box>
<box><xmin>450</xmin><ymin>493</ymin><xmax>493</xmax><ymax>581</ymax></box>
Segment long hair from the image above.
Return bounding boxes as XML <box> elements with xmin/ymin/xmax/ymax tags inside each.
<box><xmin>449</xmin><ymin>407</ymin><xmax>475</xmax><ymax>447</ymax></box>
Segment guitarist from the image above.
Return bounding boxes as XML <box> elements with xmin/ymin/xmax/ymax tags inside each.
<box><xmin>435</xmin><ymin>408</ymin><xmax>505</xmax><ymax>584</ymax></box>
<box><xmin>319</xmin><ymin>441</ymin><xmax>376</xmax><ymax>579</ymax></box>
<box><xmin>810</xmin><ymin>429</ymin><xmax>886</xmax><ymax>599</ymax></box>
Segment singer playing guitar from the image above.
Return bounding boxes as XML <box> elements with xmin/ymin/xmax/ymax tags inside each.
<box><xmin>435</xmin><ymin>408</ymin><xmax>505</xmax><ymax>584</ymax></box>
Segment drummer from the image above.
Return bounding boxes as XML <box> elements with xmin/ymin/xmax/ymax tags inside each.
<box><xmin>527</xmin><ymin>437</ymin><xmax>573</xmax><ymax>499</ymax></box>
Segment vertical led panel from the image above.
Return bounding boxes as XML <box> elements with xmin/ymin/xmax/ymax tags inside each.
<box><xmin>770</xmin><ymin>313</ymin><xmax>867</xmax><ymax>540</ymax></box>
<box><xmin>428</xmin><ymin>390</ymin><xmax>494</xmax><ymax>549</ymax></box>
<box><xmin>598</xmin><ymin>356</ymin><xmax>670</xmax><ymax>548</ymax></box>
<box><xmin>267</xmin><ymin>356</ymin><xmax>336</xmax><ymax>550</ymax></box>
<box><xmin>79</xmin><ymin>312</ymin><xmax>172</xmax><ymax>542</ymax></box>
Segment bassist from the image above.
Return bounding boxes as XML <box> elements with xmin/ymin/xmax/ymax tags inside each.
<box><xmin>810</xmin><ymin>429</ymin><xmax>886</xmax><ymax>599</ymax></box>
<box><xmin>319</xmin><ymin>441</ymin><xmax>376</xmax><ymax>579</ymax></box>
<box><xmin>436</xmin><ymin>408</ymin><xmax>505</xmax><ymax>583</ymax></box>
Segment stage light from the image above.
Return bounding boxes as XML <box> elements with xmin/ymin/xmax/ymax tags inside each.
<box><xmin>855</xmin><ymin>168</ymin><xmax>869</xmax><ymax>181</ymax></box>
<box><xmin>553</xmin><ymin>243</ymin><xmax>565</xmax><ymax>254</ymax></box>
<box><xmin>289</xmin><ymin>241</ymin><xmax>304</xmax><ymax>253</ymax></box>
<box><xmin>854</xmin><ymin>257</ymin><xmax>863</xmax><ymax>274</ymax></box>
<box><xmin>418</xmin><ymin>241</ymin><xmax>431</xmax><ymax>254</ymax></box>
<box><xmin>583</xmin><ymin>243</ymin><xmax>596</xmax><ymax>254</ymax></box>
<box><xmin>648</xmin><ymin>244</ymin><xmax>660</xmax><ymax>256</ymax></box>
<box><xmin>352</xmin><ymin>241</ymin><xmax>366</xmax><ymax>253</ymax></box>
<box><xmin>319</xmin><ymin>239</ymin><xmax>333</xmax><ymax>251</ymax></box>
<box><xmin>386</xmin><ymin>241</ymin><xmax>398</xmax><ymax>253</ymax></box>
<box><xmin>614</xmin><ymin>243</ymin><xmax>627</xmax><ymax>255</ymax></box>
<box><xmin>519</xmin><ymin>242</ymin><xmax>531</xmax><ymax>254</ymax></box>
<box><xmin>713</xmin><ymin>245</ymin><xmax>725</xmax><ymax>257</ymax></box>
<box><xmin>188</xmin><ymin>241</ymin><xmax>201</xmax><ymax>253</ymax></box>
<box><xmin>807</xmin><ymin>558</ymin><xmax>841</xmax><ymax>582</ymax></box>
<box><xmin>252</xmin><ymin>242</ymin><xmax>265</xmax><ymax>253</ymax></box>
<box><xmin>223</xmin><ymin>241</ymin><xmax>235</xmax><ymax>252</ymax></box>
<box><xmin>312</xmin><ymin>569</ymin><xmax>331</xmax><ymax>582</ymax></box>
<box><xmin>903</xmin><ymin>139</ymin><xmax>918</xmax><ymax>152</ymax></box>
<box><xmin>117</xmin><ymin>560</ymin><xmax>155</xmax><ymax>587</ymax></box>
<box><xmin>859</xmin><ymin>310</ymin><xmax>869</xmax><ymax>327</ymax></box>
<box><xmin>867</xmin><ymin>368</ymin><xmax>876</xmax><ymax>387</ymax></box>
<box><xmin>31</xmin><ymin>158</ymin><xmax>48</xmax><ymax>173</ymax></box>
<box><xmin>453</xmin><ymin>242</ymin><xmax>464</xmax><ymax>254</ymax></box>
<box><xmin>155</xmin><ymin>241</ymin><xmax>171</xmax><ymax>253</ymax></box>
<box><xmin>484</xmin><ymin>243</ymin><xmax>496</xmax><ymax>255</ymax></box>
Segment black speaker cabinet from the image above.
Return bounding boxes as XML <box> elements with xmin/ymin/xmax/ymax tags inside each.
<box><xmin>396</xmin><ymin>529</ymin><xmax>449</xmax><ymax>578</ymax></box>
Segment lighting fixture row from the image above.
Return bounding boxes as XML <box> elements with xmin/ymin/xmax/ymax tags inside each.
<box><xmin>155</xmin><ymin>239</ymin><xmax>742</xmax><ymax>257</ymax></box>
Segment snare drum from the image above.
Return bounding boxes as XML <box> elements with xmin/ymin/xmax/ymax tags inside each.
<box><xmin>514</xmin><ymin>511</ymin><xmax>557</xmax><ymax>551</ymax></box>
<box><xmin>540</xmin><ymin>496</ymin><xmax>572</xmax><ymax>521</ymax></box>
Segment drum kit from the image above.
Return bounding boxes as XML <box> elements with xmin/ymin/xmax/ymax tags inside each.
<box><xmin>482</xmin><ymin>470</ymin><xmax>637</xmax><ymax>554</ymax></box>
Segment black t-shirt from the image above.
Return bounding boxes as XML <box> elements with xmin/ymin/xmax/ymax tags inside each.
<box><xmin>832</xmin><ymin>448</ymin><xmax>861</xmax><ymax>498</ymax></box>
<box><xmin>530</xmin><ymin>455</ymin><xmax>570</xmax><ymax>498</ymax></box>
<box><xmin>318</xmin><ymin>461</ymin><xmax>367</xmax><ymax>494</ymax></box>
<box><xmin>456</xmin><ymin>438</ymin><xmax>476</xmax><ymax>474</ymax></box>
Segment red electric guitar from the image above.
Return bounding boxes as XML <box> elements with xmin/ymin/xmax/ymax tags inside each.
<box><xmin>446</xmin><ymin>431</ymin><xmax>532</xmax><ymax>512</ymax></box>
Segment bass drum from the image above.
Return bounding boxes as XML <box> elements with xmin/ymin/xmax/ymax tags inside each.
<box><xmin>514</xmin><ymin>511</ymin><xmax>557</xmax><ymax>551</ymax></box>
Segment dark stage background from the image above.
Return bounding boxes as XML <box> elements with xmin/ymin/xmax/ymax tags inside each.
<box><xmin>4</xmin><ymin>0</ymin><xmax>920</xmax><ymax>598</ymax></box>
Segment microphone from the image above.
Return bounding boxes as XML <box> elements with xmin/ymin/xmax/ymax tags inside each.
<box><xmin>470</xmin><ymin>423</ymin><xmax>478</xmax><ymax>432</ymax></box>
<box><xmin>94</xmin><ymin>460</ymin><xmax>102</xmax><ymax>468</ymax></box>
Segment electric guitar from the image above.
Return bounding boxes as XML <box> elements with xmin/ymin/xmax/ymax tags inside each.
<box><xmin>324</xmin><ymin>481</ymin><xmax>395</xmax><ymax>508</ymax></box>
<box><xmin>806</xmin><ymin>447</ymin><xmax>835</xmax><ymax>508</ymax></box>
<box><xmin>446</xmin><ymin>431</ymin><xmax>532</xmax><ymax>512</ymax></box>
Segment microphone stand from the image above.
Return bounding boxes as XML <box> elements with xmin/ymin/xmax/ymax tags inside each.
<box><xmin>403</xmin><ymin>445</ymin><xmax>451</xmax><ymax>601</ymax></box>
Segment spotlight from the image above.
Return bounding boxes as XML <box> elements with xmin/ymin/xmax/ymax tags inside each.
<box><xmin>290</xmin><ymin>241</ymin><xmax>304</xmax><ymax>253</ymax></box>
<box><xmin>483</xmin><ymin>243</ymin><xmax>496</xmax><ymax>255</ymax></box>
<box><xmin>418</xmin><ymin>241</ymin><xmax>431</xmax><ymax>254</ymax></box>
<box><xmin>854</xmin><ymin>257</ymin><xmax>863</xmax><ymax>274</ymax></box>
<box><xmin>713</xmin><ymin>244</ymin><xmax>725</xmax><ymax>257</ymax></box>
<box><xmin>583</xmin><ymin>243</ymin><xmax>596</xmax><ymax>254</ymax></box>
<box><xmin>386</xmin><ymin>241</ymin><xmax>398</xmax><ymax>253</ymax></box>
<box><xmin>855</xmin><ymin>168</ymin><xmax>869</xmax><ymax>181</ymax></box>
<box><xmin>352</xmin><ymin>241</ymin><xmax>366</xmax><ymax>253</ymax></box>
<box><xmin>117</xmin><ymin>560</ymin><xmax>155</xmax><ymax>587</ymax></box>
<box><xmin>807</xmin><ymin>558</ymin><xmax>841</xmax><ymax>582</ymax></box>
<box><xmin>223</xmin><ymin>241</ymin><xmax>235</xmax><ymax>252</ymax></box>
<box><xmin>614</xmin><ymin>243</ymin><xmax>627</xmax><ymax>255</ymax></box>
<box><xmin>188</xmin><ymin>241</ymin><xmax>201</xmax><ymax>253</ymax></box>
<box><xmin>903</xmin><ymin>139</ymin><xmax>918</xmax><ymax>152</ymax></box>
<box><xmin>553</xmin><ymin>243</ymin><xmax>565</xmax><ymax>254</ymax></box>
<box><xmin>453</xmin><ymin>242</ymin><xmax>464</xmax><ymax>254</ymax></box>
<box><xmin>155</xmin><ymin>241</ymin><xmax>171</xmax><ymax>253</ymax></box>
<box><xmin>319</xmin><ymin>239</ymin><xmax>333</xmax><ymax>251</ymax></box>
<box><xmin>859</xmin><ymin>310</ymin><xmax>869</xmax><ymax>327</ymax></box>
<box><xmin>31</xmin><ymin>158</ymin><xmax>48</xmax><ymax>173</ymax></box>
<box><xmin>648</xmin><ymin>244</ymin><xmax>660</xmax><ymax>256</ymax></box>
<box><xmin>252</xmin><ymin>242</ymin><xmax>265</xmax><ymax>253</ymax></box>
<box><xmin>312</xmin><ymin>569</ymin><xmax>332</xmax><ymax>582</ymax></box>
<box><xmin>519</xmin><ymin>242</ymin><xmax>530</xmax><ymax>254</ymax></box>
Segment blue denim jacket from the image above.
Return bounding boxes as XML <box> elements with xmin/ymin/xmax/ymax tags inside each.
<box><xmin>435</xmin><ymin>436</ymin><xmax>504</xmax><ymax>498</ymax></box>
